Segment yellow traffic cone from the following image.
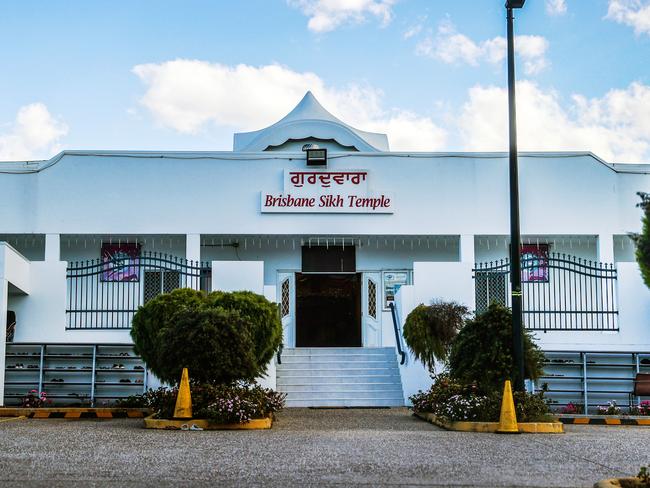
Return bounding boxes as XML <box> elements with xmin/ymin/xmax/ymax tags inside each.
<box><xmin>496</xmin><ymin>380</ymin><xmax>520</xmax><ymax>434</ymax></box>
<box><xmin>173</xmin><ymin>368</ymin><xmax>192</xmax><ymax>419</ymax></box>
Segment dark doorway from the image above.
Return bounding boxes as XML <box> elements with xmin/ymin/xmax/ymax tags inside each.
<box><xmin>302</xmin><ymin>245</ymin><xmax>355</xmax><ymax>273</ymax></box>
<box><xmin>295</xmin><ymin>273</ymin><xmax>361</xmax><ymax>347</ymax></box>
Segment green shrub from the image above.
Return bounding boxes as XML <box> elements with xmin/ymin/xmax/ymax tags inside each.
<box><xmin>130</xmin><ymin>288</ymin><xmax>282</xmax><ymax>385</ymax></box>
<box><xmin>447</xmin><ymin>302</ymin><xmax>545</xmax><ymax>393</ymax></box>
<box><xmin>403</xmin><ymin>300</ymin><xmax>469</xmax><ymax>370</ymax></box>
<box><xmin>635</xmin><ymin>192</ymin><xmax>650</xmax><ymax>289</ymax></box>
<box><xmin>206</xmin><ymin>291</ymin><xmax>282</xmax><ymax>375</ymax></box>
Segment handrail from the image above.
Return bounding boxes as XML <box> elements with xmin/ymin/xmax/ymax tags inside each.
<box><xmin>276</xmin><ymin>343</ymin><xmax>283</xmax><ymax>365</ymax></box>
<box><xmin>388</xmin><ymin>303</ymin><xmax>406</xmax><ymax>365</ymax></box>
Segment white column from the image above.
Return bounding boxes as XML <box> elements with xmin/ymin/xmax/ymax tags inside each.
<box><xmin>598</xmin><ymin>234</ymin><xmax>615</xmax><ymax>263</ymax></box>
<box><xmin>459</xmin><ymin>234</ymin><xmax>475</xmax><ymax>264</ymax></box>
<box><xmin>186</xmin><ymin>234</ymin><xmax>202</xmax><ymax>290</ymax></box>
<box><xmin>45</xmin><ymin>234</ymin><xmax>60</xmax><ymax>262</ymax></box>
<box><xmin>0</xmin><ymin>278</ymin><xmax>8</xmax><ymax>406</ymax></box>
<box><xmin>185</xmin><ymin>234</ymin><xmax>201</xmax><ymax>263</ymax></box>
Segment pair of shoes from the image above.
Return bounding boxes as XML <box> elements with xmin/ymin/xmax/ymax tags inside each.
<box><xmin>119</xmin><ymin>378</ymin><xmax>131</xmax><ymax>383</ymax></box>
<box><xmin>67</xmin><ymin>366</ymin><xmax>77</xmax><ymax>369</ymax></box>
<box><xmin>641</xmin><ymin>358</ymin><xmax>650</xmax><ymax>365</ymax></box>
<box><xmin>112</xmin><ymin>364</ymin><xmax>125</xmax><ymax>369</ymax></box>
<box><xmin>11</xmin><ymin>364</ymin><xmax>25</xmax><ymax>368</ymax></box>
<box><xmin>27</xmin><ymin>365</ymin><xmax>39</xmax><ymax>369</ymax></box>
<box><xmin>119</xmin><ymin>352</ymin><xmax>130</xmax><ymax>357</ymax></box>
<box><xmin>134</xmin><ymin>365</ymin><xmax>144</xmax><ymax>370</ymax></box>
<box><xmin>180</xmin><ymin>424</ymin><xmax>204</xmax><ymax>431</ymax></box>
<box><xmin>51</xmin><ymin>378</ymin><xmax>64</xmax><ymax>383</ymax></box>
<box><xmin>135</xmin><ymin>379</ymin><xmax>143</xmax><ymax>384</ymax></box>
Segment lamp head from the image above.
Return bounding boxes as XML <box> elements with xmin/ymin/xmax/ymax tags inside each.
<box><xmin>505</xmin><ymin>0</ymin><xmax>526</xmax><ymax>8</ymax></box>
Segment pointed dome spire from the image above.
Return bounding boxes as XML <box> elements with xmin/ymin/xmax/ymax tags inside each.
<box><xmin>233</xmin><ymin>92</ymin><xmax>389</xmax><ymax>152</ymax></box>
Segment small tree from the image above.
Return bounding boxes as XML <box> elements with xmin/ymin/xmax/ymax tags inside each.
<box><xmin>447</xmin><ymin>302</ymin><xmax>545</xmax><ymax>393</ymax></box>
<box><xmin>635</xmin><ymin>192</ymin><xmax>650</xmax><ymax>288</ymax></box>
<box><xmin>131</xmin><ymin>288</ymin><xmax>282</xmax><ymax>385</ymax></box>
<box><xmin>403</xmin><ymin>300</ymin><xmax>469</xmax><ymax>371</ymax></box>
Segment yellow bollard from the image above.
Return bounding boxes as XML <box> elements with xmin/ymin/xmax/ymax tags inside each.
<box><xmin>496</xmin><ymin>380</ymin><xmax>520</xmax><ymax>434</ymax></box>
<box><xmin>173</xmin><ymin>367</ymin><xmax>193</xmax><ymax>419</ymax></box>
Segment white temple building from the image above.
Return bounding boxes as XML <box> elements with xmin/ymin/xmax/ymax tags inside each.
<box><xmin>1</xmin><ymin>92</ymin><xmax>649</xmax><ymax>410</ymax></box>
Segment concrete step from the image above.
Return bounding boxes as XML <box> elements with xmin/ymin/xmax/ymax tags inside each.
<box><xmin>280</xmin><ymin>353</ymin><xmax>396</xmax><ymax>363</ymax></box>
<box><xmin>278</xmin><ymin>384</ymin><xmax>403</xmax><ymax>393</ymax></box>
<box><xmin>278</xmin><ymin>367</ymin><xmax>398</xmax><ymax>376</ymax></box>
<box><xmin>285</xmin><ymin>398</ymin><xmax>405</xmax><ymax>408</ymax></box>
<box><xmin>278</xmin><ymin>390</ymin><xmax>404</xmax><ymax>400</ymax></box>
<box><xmin>281</xmin><ymin>347</ymin><xmax>394</xmax><ymax>356</ymax></box>
<box><xmin>276</xmin><ymin>347</ymin><xmax>405</xmax><ymax>407</ymax></box>
<box><xmin>277</xmin><ymin>374</ymin><xmax>401</xmax><ymax>385</ymax></box>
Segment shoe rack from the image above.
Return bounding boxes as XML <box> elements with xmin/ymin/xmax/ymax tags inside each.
<box><xmin>4</xmin><ymin>343</ymin><xmax>148</xmax><ymax>406</ymax></box>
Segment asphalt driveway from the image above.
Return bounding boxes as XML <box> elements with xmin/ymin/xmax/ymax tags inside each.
<box><xmin>0</xmin><ymin>408</ymin><xmax>647</xmax><ymax>487</ymax></box>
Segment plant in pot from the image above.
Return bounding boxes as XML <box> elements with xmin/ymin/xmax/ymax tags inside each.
<box><xmin>402</xmin><ymin>299</ymin><xmax>469</xmax><ymax>374</ymax></box>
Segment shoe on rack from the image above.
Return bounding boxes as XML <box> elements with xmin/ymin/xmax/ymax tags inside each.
<box><xmin>641</xmin><ymin>358</ymin><xmax>650</xmax><ymax>365</ymax></box>
<box><xmin>134</xmin><ymin>365</ymin><xmax>144</xmax><ymax>370</ymax></box>
<box><xmin>119</xmin><ymin>378</ymin><xmax>131</xmax><ymax>383</ymax></box>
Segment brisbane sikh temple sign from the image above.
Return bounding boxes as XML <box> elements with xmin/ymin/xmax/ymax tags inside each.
<box><xmin>261</xmin><ymin>169</ymin><xmax>394</xmax><ymax>213</ymax></box>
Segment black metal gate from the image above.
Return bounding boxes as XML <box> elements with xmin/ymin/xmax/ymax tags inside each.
<box><xmin>473</xmin><ymin>253</ymin><xmax>618</xmax><ymax>331</ymax></box>
<box><xmin>66</xmin><ymin>252</ymin><xmax>211</xmax><ymax>329</ymax></box>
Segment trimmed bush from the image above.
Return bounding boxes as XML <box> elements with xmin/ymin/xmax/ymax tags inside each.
<box><xmin>635</xmin><ymin>192</ymin><xmax>650</xmax><ymax>289</ymax></box>
<box><xmin>447</xmin><ymin>302</ymin><xmax>545</xmax><ymax>393</ymax></box>
<box><xmin>403</xmin><ymin>300</ymin><xmax>469</xmax><ymax>370</ymax></box>
<box><xmin>130</xmin><ymin>288</ymin><xmax>282</xmax><ymax>385</ymax></box>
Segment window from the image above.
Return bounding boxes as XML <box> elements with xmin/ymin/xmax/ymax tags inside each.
<box><xmin>475</xmin><ymin>273</ymin><xmax>507</xmax><ymax>314</ymax></box>
<box><xmin>143</xmin><ymin>270</ymin><xmax>181</xmax><ymax>304</ymax></box>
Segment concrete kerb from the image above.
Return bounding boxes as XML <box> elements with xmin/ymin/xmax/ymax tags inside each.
<box><xmin>593</xmin><ymin>478</ymin><xmax>646</xmax><ymax>487</ymax></box>
<box><xmin>0</xmin><ymin>407</ymin><xmax>150</xmax><ymax>419</ymax></box>
<box><xmin>414</xmin><ymin>411</ymin><xmax>565</xmax><ymax>433</ymax></box>
<box><xmin>143</xmin><ymin>413</ymin><xmax>273</xmax><ymax>430</ymax></box>
<box><xmin>557</xmin><ymin>414</ymin><xmax>650</xmax><ymax>426</ymax></box>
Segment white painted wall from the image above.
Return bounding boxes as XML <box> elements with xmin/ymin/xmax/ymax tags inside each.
<box><xmin>394</xmin><ymin>261</ymin><xmax>476</xmax><ymax>403</ymax></box>
<box><xmin>0</xmin><ymin>152</ymin><xmax>646</xmax><ymax>238</ymax></box>
<box><xmin>0</xmin><ymin>243</ymin><xmax>31</xmax><ymax>294</ymax></box>
<box><xmin>211</xmin><ymin>260</ymin><xmax>264</xmax><ymax>294</ymax></box>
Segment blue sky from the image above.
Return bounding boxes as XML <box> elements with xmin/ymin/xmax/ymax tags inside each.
<box><xmin>0</xmin><ymin>0</ymin><xmax>649</xmax><ymax>162</ymax></box>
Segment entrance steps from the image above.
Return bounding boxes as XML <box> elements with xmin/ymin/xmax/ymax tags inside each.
<box><xmin>277</xmin><ymin>347</ymin><xmax>404</xmax><ymax>407</ymax></box>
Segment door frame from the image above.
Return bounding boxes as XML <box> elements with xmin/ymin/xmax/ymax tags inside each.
<box><xmin>277</xmin><ymin>269</ymin><xmax>384</xmax><ymax>348</ymax></box>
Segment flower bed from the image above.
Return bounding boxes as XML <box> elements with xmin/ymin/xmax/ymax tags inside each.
<box><xmin>118</xmin><ymin>382</ymin><xmax>285</xmax><ymax>429</ymax></box>
<box><xmin>410</xmin><ymin>374</ymin><xmax>554</xmax><ymax>424</ymax></box>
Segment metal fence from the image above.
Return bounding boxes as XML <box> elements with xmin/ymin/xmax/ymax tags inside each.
<box><xmin>473</xmin><ymin>253</ymin><xmax>618</xmax><ymax>331</ymax></box>
<box><xmin>538</xmin><ymin>351</ymin><xmax>650</xmax><ymax>413</ymax></box>
<box><xmin>66</xmin><ymin>252</ymin><xmax>211</xmax><ymax>329</ymax></box>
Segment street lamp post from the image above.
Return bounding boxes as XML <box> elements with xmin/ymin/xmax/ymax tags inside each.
<box><xmin>506</xmin><ymin>0</ymin><xmax>526</xmax><ymax>392</ymax></box>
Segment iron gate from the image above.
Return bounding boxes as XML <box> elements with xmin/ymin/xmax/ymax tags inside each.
<box><xmin>473</xmin><ymin>253</ymin><xmax>618</xmax><ymax>331</ymax></box>
<box><xmin>66</xmin><ymin>252</ymin><xmax>211</xmax><ymax>329</ymax></box>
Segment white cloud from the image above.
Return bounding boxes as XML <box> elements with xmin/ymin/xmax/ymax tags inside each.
<box><xmin>457</xmin><ymin>81</ymin><xmax>650</xmax><ymax>162</ymax></box>
<box><xmin>287</xmin><ymin>0</ymin><xmax>396</xmax><ymax>32</ymax></box>
<box><xmin>545</xmin><ymin>0</ymin><xmax>567</xmax><ymax>16</ymax></box>
<box><xmin>606</xmin><ymin>0</ymin><xmax>650</xmax><ymax>35</ymax></box>
<box><xmin>133</xmin><ymin>59</ymin><xmax>447</xmax><ymax>151</ymax></box>
<box><xmin>0</xmin><ymin>103</ymin><xmax>68</xmax><ymax>161</ymax></box>
<box><xmin>415</xmin><ymin>21</ymin><xmax>549</xmax><ymax>75</ymax></box>
<box><xmin>403</xmin><ymin>15</ymin><xmax>427</xmax><ymax>39</ymax></box>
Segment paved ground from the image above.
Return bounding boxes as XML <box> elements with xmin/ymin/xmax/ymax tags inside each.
<box><xmin>0</xmin><ymin>408</ymin><xmax>647</xmax><ymax>487</ymax></box>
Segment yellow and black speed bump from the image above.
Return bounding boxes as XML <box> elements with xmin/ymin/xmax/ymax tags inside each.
<box><xmin>0</xmin><ymin>408</ymin><xmax>150</xmax><ymax>419</ymax></box>
<box><xmin>559</xmin><ymin>417</ymin><xmax>650</xmax><ymax>426</ymax></box>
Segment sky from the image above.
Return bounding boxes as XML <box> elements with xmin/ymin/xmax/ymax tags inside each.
<box><xmin>0</xmin><ymin>0</ymin><xmax>649</xmax><ymax>163</ymax></box>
